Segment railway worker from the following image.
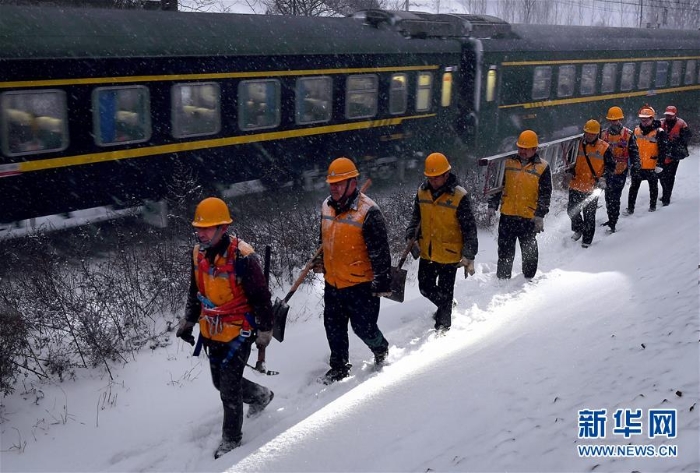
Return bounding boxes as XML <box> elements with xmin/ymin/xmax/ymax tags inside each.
<box><xmin>405</xmin><ymin>152</ymin><xmax>478</xmax><ymax>332</ymax></box>
<box><xmin>316</xmin><ymin>157</ymin><xmax>392</xmax><ymax>384</ymax></box>
<box><xmin>627</xmin><ymin>105</ymin><xmax>668</xmax><ymax>214</ymax></box>
<box><xmin>176</xmin><ymin>197</ymin><xmax>275</xmax><ymax>459</ymax></box>
<box><xmin>659</xmin><ymin>105</ymin><xmax>692</xmax><ymax>206</ymax></box>
<box><xmin>567</xmin><ymin>120</ymin><xmax>615</xmax><ymax>248</ymax></box>
<box><xmin>487</xmin><ymin>130</ymin><xmax>551</xmax><ymax>279</ymax></box>
<box><xmin>600</xmin><ymin>106</ymin><xmax>639</xmax><ymax>233</ymax></box>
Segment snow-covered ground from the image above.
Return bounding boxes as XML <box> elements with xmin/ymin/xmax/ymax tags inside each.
<box><xmin>2</xmin><ymin>149</ymin><xmax>698</xmax><ymax>473</ymax></box>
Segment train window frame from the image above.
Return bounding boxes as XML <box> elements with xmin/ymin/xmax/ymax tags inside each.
<box><xmin>531</xmin><ymin>66</ymin><xmax>552</xmax><ymax>101</ymax></box>
<box><xmin>295</xmin><ymin>76</ymin><xmax>332</xmax><ymax>125</ymax></box>
<box><xmin>171</xmin><ymin>82</ymin><xmax>221</xmax><ymax>139</ymax></box>
<box><xmin>238</xmin><ymin>79</ymin><xmax>281</xmax><ymax>131</ymax></box>
<box><xmin>389</xmin><ymin>73</ymin><xmax>408</xmax><ymax>115</ymax></box>
<box><xmin>415</xmin><ymin>72</ymin><xmax>433</xmax><ymax>112</ymax></box>
<box><xmin>345</xmin><ymin>74</ymin><xmax>378</xmax><ymax>120</ymax></box>
<box><xmin>601</xmin><ymin>63</ymin><xmax>617</xmax><ymax>93</ymax></box>
<box><xmin>1</xmin><ymin>89</ymin><xmax>69</xmax><ymax>157</ymax></box>
<box><xmin>92</xmin><ymin>86</ymin><xmax>152</xmax><ymax>147</ymax></box>
<box><xmin>684</xmin><ymin>60</ymin><xmax>696</xmax><ymax>85</ymax></box>
<box><xmin>655</xmin><ymin>61</ymin><xmax>669</xmax><ymax>88</ymax></box>
<box><xmin>620</xmin><ymin>62</ymin><xmax>636</xmax><ymax>92</ymax></box>
<box><xmin>638</xmin><ymin>62</ymin><xmax>653</xmax><ymax>90</ymax></box>
<box><xmin>580</xmin><ymin>64</ymin><xmax>597</xmax><ymax>96</ymax></box>
<box><xmin>670</xmin><ymin>61</ymin><xmax>683</xmax><ymax>86</ymax></box>
<box><xmin>556</xmin><ymin>65</ymin><xmax>576</xmax><ymax>98</ymax></box>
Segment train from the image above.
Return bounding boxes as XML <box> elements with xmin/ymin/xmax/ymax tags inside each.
<box><xmin>1</xmin><ymin>6</ymin><xmax>699</xmax><ymax>225</ymax></box>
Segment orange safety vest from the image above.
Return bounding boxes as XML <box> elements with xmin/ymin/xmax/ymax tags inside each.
<box><xmin>634</xmin><ymin>127</ymin><xmax>660</xmax><ymax>170</ymax></box>
<box><xmin>602</xmin><ymin>127</ymin><xmax>631</xmax><ymax>175</ymax></box>
<box><xmin>321</xmin><ymin>193</ymin><xmax>375</xmax><ymax>289</ymax></box>
<box><xmin>499</xmin><ymin>156</ymin><xmax>549</xmax><ymax>220</ymax></box>
<box><xmin>193</xmin><ymin>238</ymin><xmax>254</xmax><ymax>343</ymax></box>
<box><xmin>570</xmin><ymin>139</ymin><xmax>609</xmax><ymax>193</ymax></box>
<box><xmin>417</xmin><ymin>185</ymin><xmax>467</xmax><ymax>264</ymax></box>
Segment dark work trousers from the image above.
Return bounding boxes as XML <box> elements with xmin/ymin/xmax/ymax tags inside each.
<box><xmin>568</xmin><ymin>189</ymin><xmax>599</xmax><ymax>246</ymax></box>
<box><xmin>207</xmin><ymin>337</ymin><xmax>270</xmax><ymax>443</ymax></box>
<box><xmin>496</xmin><ymin>214</ymin><xmax>539</xmax><ymax>279</ymax></box>
<box><xmin>323</xmin><ymin>282</ymin><xmax>388</xmax><ymax>370</ymax></box>
<box><xmin>418</xmin><ymin>258</ymin><xmax>458</xmax><ymax>329</ymax></box>
<box><xmin>628</xmin><ymin>169</ymin><xmax>658</xmax><ymax>212</ymax></box>
<box><xmin>659</xmin><ymin>160</ymin><xmax>680</xmax><ymax>205</ymax></box>
<box><xmin>604</xmin><ymin>172</ymin><xmax>627</xmax><ymax>227</ymax></box>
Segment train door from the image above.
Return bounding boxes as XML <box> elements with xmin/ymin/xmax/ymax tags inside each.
<box><xmin>456</xmin><ymin>38</ymin><xmax>485</xmax><ymax>155</ymax></box>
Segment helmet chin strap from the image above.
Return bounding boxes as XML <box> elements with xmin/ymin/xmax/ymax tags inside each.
<box><xmin>197</xmin><ymin>225</ymin><xmax>226</xmax><ymax>250</ymax></box>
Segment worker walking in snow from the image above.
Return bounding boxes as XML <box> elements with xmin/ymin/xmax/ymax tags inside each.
<box><xmin>488</xmin><ymin>130</ymin><xmax>551</xmax><ymax>279</ymax></box>
<box><xmin>627</xmin><ymin>105</ymin><xmax>668</xmax><ymax>214</ymax></box>
<box><xmin>567</xmin><ymin>120</ymin><xmax>615</xmax><ymax>248</ymax></box>
<box><xmin>316</xmin><ymin>157</ymin><xmax>392</xmax><ymax>384</ymax></box>
<box><xmin>659</xmin><ymin>105</ymin><xmax>692</xmax><ymax>206</ymax></box>
<box><xmin>405</xmin><ymin>152</ymin><xmax>478</xmax><ymax>332</ymax></box>
<box><xmin>176</xmin><ymin>197</ymin><xmax>274</xmax><ymax>459</ymax></box>
<box><xmin>600</xmin><ymin>106</ymin><xmax>639</xmax><ymax>233</ymax></box>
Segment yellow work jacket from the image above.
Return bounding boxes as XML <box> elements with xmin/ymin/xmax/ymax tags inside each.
<box><xmin>602</xmin><ymin>127</ymin><xmax>631</xmax><ymax>175</ymax></box>
<box><xmin>500</xmin><ymin>157</ymin><xmax>548</xmax><ymax>220</ymax></box>
<box><xmin>417</xmin><ymin>185</ymin><xmax>466</xmax><ymax>264</ymax></box>
<box><xmin>322</xmin><ymin>193</ymin><xmax>374</xmax><ymax>289</ymax></box>
<box><xmin>193</xmin><ymin>238</ymin><xmax>254</xmax><ymax>342</ymax></box>
<box><xmin>570</xmin><ymin>139</ymin><xmax>609</xmax><ymax>193</ymax></box>
<box><xmin>634</xmin><ymin>127</ymin><xmax>660</xmax><ymax>170</ymax></box>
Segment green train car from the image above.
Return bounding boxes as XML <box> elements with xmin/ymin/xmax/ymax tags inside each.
<box><xmin>0</xmin><ymin>6</ymin><xmax>698</xmax><ymax>223</ymax></box>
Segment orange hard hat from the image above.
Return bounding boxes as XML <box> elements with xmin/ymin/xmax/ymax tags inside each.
<box><xmin>606</xmin><ymin>106</ymin><xmax>624</xmax><ymax>121</ymax></box>
<box><xmin>326</xmin><ymin>157</ymin><xmax>359</xmax><ymax>183</ymax></box>
<box><xmin>424</xmin><ymin>152</ymin><xmax>451</xmax><ymax>177</ymax></box>
<box><xmin>638</xmin><ymin>104</ymin><xmax>656</xmax><ymax>118</ymax></box>
<box><xmin>583</xmin><ymin>119</ymin><xmax>601</xmax><ymax>134</ymax></box>
<box><xmin>192</xmin><ymin>197</ymin><xmax>232</xmax><ymax>228</ymax></box>
<box><xmin>516</xmin><ymin>130</ymin><xmax>539</xmax><ymax>149</ymax></box>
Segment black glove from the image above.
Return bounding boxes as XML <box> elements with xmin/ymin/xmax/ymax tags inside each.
<box><xmin>371</xmin><ymin>277</ymin><xmax>392</xmax><ymax>297</ymax></box>
<box><xmin>176</xmin><ymin>319</ymin><xmax>195</xmax><ymax>346</ymax></box>
<box><xmin>409</xmin><ymin>241</ymin><xmax>420</xmax><ymax>260</ymax></box>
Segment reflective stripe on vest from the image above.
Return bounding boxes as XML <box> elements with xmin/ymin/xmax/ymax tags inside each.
<box><xmin>417</xmin><ymin>185</ymin><xmax>466</xmax><ymax>264</ymax></box>
<box><xmin>499</xmin><ymin>157</ymin><xmax>548</xmax><ymax>220</ymax></box>
<box><xmin>321</xmin><ymin>194</ymin><xmax>374</xmax><ymax>289</ymax></box>
<box><xmin>602</xmin><ymin>127</ymin><xmax>631</xmax><ymax>175</ymax></box>
<box><xmin>570</xmin><ymin>140</ymin><xmax>608</xmax><ymax>193</ymax></box>
<box><xmin>193</xmin><ymin>238</ymin><xmax>254</xmax><ymax>342</ymax></box>
<box><xmin>634</xmin><ymin>127</ymin><xmax>660</xmax><ymax>170</ymax></box>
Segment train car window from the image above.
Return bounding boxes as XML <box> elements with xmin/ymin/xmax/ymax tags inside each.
<box><xmin>557</xmin><ymin>65</ymin><xmax>576</xmax><ymax>98</ymax></box>
<box><xmin>620</xmin><ymin>63</ymin><xmax>636</xmax><ymax>91</ymax></box>
<box><xmin>670</xmin><ymin>61</ymin><xmax>683</xmax><ymax>86</ymax></box>
<box><xmin>389</xmin><ymin>74</ymin><xmax>407</xmax><ymax>115</ymax></box>
<box><xmin>601</xmin><ymin>63</ymin><xmax>617</xmax><ymax>93</ymax></box>
<box><xmin>638</xmin><ymin>62</ymin><xmax>653</xmax><ymax>90</ymax></box>
<box><xmin>171</xmin><ymin>83</ymin><xmax>221</xmax><ymax>138</ymax></box>
<box><xmin>415</xmin><ymin>72</ymin><xmax>433</xmax><ymax>112</ymax></box>
<box><xmin>346</xmin><ymin>75</ymin><xmax>378</xmax><ymax>119</ymax></box>
<box><xmin>580</xmin><ymin>64</ymin><xmax>597</xmax><ymax>96</ymax></box>
<box><xmin>238</xmin><ymin>80</ymin><xmax>281</xmax><ymax>131</ymax></box>
<box><xmin>1</xmin><ymin>90</ymin><xmax>68</xmax><ymax>157</ymax></box>
<box><xmin>441</xmin><ymin>72</ymin><xmax>453</xmax><ymax>107</ymax></box>
<box><xmin>486</xmin><ymin>66</ymin><xmax>497</xmax><ymax>102</ymax></box>
<box><xmin>93</xmin><ymin>86</ymin><xmax>151</xmax><ymax>146</ymax></box>
<box><xmin>684</xmin><ymin>60</ymin><xmax>696</xmax><ymax>85</ymax></box>
<box><xmin>655</xmin><ymin>62</ymin><xmax>669</xmax><ymax>88</ymax></box>
<box><xmin>296</xmin><ymin>77</ymin><xmax>332</xmax><ymax>125</ymax></box>
<box><xmin>532</xmin><ymin>66</ymin><xmax>552</xmax><ymax>100</ymax></box>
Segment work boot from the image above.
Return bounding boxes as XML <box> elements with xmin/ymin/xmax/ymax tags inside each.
<box><xmin>581</xmin><ymin>242</ymin><xmax>591</xmax><ymax>248</ymax></box>
<box><xmin>571</xmin><ymin>231</ymin><xmax>582</xmax><ymax>242</ymax></box>
<box><xmin>373</xmin><ymin>348</ymin><xmax>388</xmax><ymax>367</ymax></box>
<box><xmin>649</xmin><ymin>206</ymin><xmax>656</xmax><ymax>212</ymax></box>
<box><xmin>624</xmin><ymin>208</ymin><xmax>634</xmax><ymax>216</ymax></box>
<box><xmin>600</xmin><ymin>221</ymin><xmax>610</xmax><ymax>227</ymax></box>
<box><xmin>606</xmin><ymin>224</ymin><xmax>616</xmax><ymax>234</ymax></box>
<box><xmin>319</xmin><ymin>366</ymin><xmax>350</xmax><ymax>385</ymax></box>
<box><xmin>214</xmin><ymin>439</ymin><xmax>241</xmax><ymax>459</ymax></box>
<box><xmin>247</xmin><ymin>390</ymin><xmax>274</xmax><ymax>418</ymax></box>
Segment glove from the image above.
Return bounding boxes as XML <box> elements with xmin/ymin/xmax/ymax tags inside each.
<box><xmin>311</xmin><ymin>254</ymin><xmax>325</xmax><ymax>274</ymax></box>
<box><xmin>176</xmin><ymin>319</ymin><xmax>195</xmax><ymax>346</ymax></box>
<box><xmin>255</xmin><ymin>330</ymin><xmax>272</xmax><ymax>348</ymax></box>
<box><xmin>532</xmin><ymin>216</ymin><xmax>544</xmax><ymax>233</ymax></box>
<box><xmin>409</xmin><ymin>241</ymin><xmax>420</xmax><ymax>260</ymax></box>
<box><xmin>597</xmin><ymin>178</ymin><xmax>606</xmax><ymax>190</ymax></box>
<box><xmin>460</xmin><ymin>257</ymin><xmax>475</xmax><ymax>276</ymax></box>
<box><xmin>655</xmin><ymin>166</ymin><xmax>663</xmax><ymax>174</ymax></box>
<box><xmin>371</xmin><ymin>278</ymin><xmax>392</xmax><ymax>297</ymax></box>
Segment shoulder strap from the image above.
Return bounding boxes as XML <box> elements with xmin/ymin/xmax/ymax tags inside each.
<box><xmin>581</xmin><ymin>142</ymin><xmax>600</xmax><ymax>181</ymax></box>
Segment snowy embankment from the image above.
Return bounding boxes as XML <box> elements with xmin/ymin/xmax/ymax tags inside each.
<box><xmin>1</xmin><ymin>150</ymin><xmax>698</xmax><ymax>473</ymax></box>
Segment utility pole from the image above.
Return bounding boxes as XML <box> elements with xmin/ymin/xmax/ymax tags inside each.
<box><xmin>639</xmin><ymin>0</ymin><xmax>643</xmax><ymax>28</ymax></box>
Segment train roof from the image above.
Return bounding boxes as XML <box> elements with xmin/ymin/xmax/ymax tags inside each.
<box><xmin>0</xmin><ymin>5</ymin><xmax>462</xmax><ymax>60</ymax></box>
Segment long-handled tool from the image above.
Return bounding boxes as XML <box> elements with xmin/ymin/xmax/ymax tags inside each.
<box><xmin>385</xmin><ymin>237</ymin><xmax>415</xmax><ymax>303</ymax></box>
<box><xmin>272</xmin><ymin>179</ymin><xmax>372</xmax><ymax>341</ymax></box>
<box><xmin>249</xmin><ymin>245</ymin><xmax>280</xmax><ymax>376</ymax></box>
